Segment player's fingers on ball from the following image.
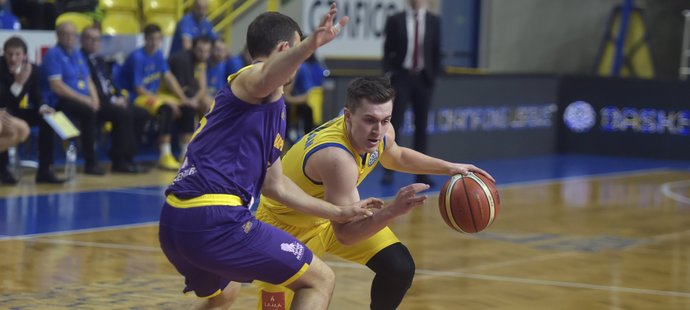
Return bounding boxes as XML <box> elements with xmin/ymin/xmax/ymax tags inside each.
<box><xmin>477</xmin><ymin>169</ymin><xmax>495</xmax><ymax>182</ymax></box>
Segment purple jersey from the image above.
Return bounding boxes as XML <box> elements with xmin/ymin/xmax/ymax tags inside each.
<box><xmin>159</xmin><ymin>61</ymin><xmax>311</xmax><ymax>300</ymax></box>
<box><xmin>165</xmin><ymin>70</ymin><xmax>287</xmax><ymax>207</ymax></box>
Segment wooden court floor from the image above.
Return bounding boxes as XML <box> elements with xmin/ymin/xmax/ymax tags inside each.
<box><xmin>1</xmin><ymin>166</ymin><xmax>690</xmax><ymax>309</ymax></box>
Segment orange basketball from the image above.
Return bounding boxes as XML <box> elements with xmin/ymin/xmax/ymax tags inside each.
<box><xmin>439</xmin><ymin>172</ymin><xmax>500</xmax><ymax>233</ymax></box>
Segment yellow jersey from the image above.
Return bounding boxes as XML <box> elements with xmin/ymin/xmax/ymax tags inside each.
<box><xmin>258</xmin><ymin>115</ymin><xmax>386</xmax><ymax>228</ymax></box>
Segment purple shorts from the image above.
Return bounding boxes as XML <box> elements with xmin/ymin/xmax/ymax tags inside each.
<box><xmin>159</xmin><ymin>202</ymin><xmax>314</xmax><ymax>297</ymax></box>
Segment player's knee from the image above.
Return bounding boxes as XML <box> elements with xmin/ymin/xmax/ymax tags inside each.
<box><xmin>289</xmin><ymin>257</ymin><xmax>335</xmax><ymax>293</ymax></box>
<box><xmin>367</xmin><ymin>243</ymin><xmax>416</xmax><ymax>286</ymax></box>
<box><xmin>313</xmin><ymin>259</ymin><xmax>336</xmax><ymax>290</ymax></box>
<box><xmin>197</xmin><ymin>282</ymin><xmax>240</xmax><ymax>310</ymax></box>
<box><xmin>388</xmin><ymin>252</ymin><xmax>415</xmax><ymax>287</ymax></box>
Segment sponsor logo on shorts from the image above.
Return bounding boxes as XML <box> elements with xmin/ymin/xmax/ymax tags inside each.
<box><xmin>280</xmin><ymin>242</ymin><xmax>304</xmax><ymax>260</ymax></box>
<box><xmin>261</xmin><ymin>291</ymin><xmax>285</xmax><ymax>310</ymax></box>
<box><xmin>243</xmin><ymin>221</ymin><xmax>252</xmax><ymax>234</ymax></box>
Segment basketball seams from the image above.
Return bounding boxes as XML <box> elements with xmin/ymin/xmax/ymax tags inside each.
<box><xmin>439</xmin><ymin>173</ymin><xmax>500</xmax><ymax>234</ymax></box>
<box><xmin>465</xmin><ymin>172</ymin><xmax>496</xmax><ymax>228</ymax></box>
<box><xmin>457</xmin><ymin>176</ymin><xmax>477</xmax><ymax>232</ymax></box>
<box><xmin>444</xmin><ymin>174</ymin><xmax>466</xmax><ymax>233</ymax></box>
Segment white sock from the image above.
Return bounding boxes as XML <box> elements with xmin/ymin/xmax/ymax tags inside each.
<box><xmin>160</xmin><ymin>143</ymin><xmax>172</xmax><ymax>156</ymax></box>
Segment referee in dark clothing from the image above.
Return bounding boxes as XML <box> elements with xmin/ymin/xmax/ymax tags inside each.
<box><xmin>0</xmin><ymin>36</ymin><xmax>63</xmax><ymax>184</ymax></box>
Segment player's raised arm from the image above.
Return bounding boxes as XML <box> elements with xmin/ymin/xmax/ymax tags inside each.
<box><xmin>380</xmin><ymin>127</ymin><xmax>495</xmax><ymax>182</ymax></box>
<box><xmin>262</xmin><ymin>157</ymin><xmax>381</xmax><ymax>222</ymax></box>
<box><xmin>233</xmin><ymin>3</ymin><xmax>348</xmax><ymax>102</ymax></box>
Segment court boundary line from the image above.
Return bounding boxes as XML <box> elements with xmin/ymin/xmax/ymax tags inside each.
<box><xmin>16</xmin><ymin>237</ymin><xmax>690</xmax><ymax>299</ymax></box>
<box><xmin>326</xmin><ymin>260</ymin><xmax>690</xmax><ymax>298</ymax></box>
<box><xmin>660</xmin><ymin>180</ymin><xmax>690</xmax><ymax>205</ymax></box>
<box><xmin>0</xmin><ymin>167</ymin><xmax>676</xmax><ymax>240</ymax></box>
<box><xmin>0</xmin><ymin>221</ymin><xmax>158</xmax><ymax>241</ymax></box>
<box><xmin>26</xmin><ymin>237</ymin><xmax>162</xmax><ymax>252</ymax></box>
<box><xmin>103</xmin><ymin>187</ymin><xmax>166</xmax><ymax>197</ymax></box>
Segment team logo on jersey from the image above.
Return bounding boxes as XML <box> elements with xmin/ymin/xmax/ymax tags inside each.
<box><xmin>280</xmin><ymin>242</ymin><xmax>305</xmax><ymax>260</ymax></box>
<box><xmin>368</xmin><ymin>150</ymin><xmax>379</xmax><ymax>167</ymax></box>
<box><xmin>273</xmin><ymin>133</ymin><xmax>284</xmax><ymax>151</ymax></box>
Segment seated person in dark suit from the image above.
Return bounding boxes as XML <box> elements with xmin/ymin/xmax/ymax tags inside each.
<box><xmin>80</xmin><ymin>26</ymin><xmax>148</xmax><ymax>173</ymax></box>
<box><xmin>0</xmin><ymin>36</ymin><xmax>64</xmax><ymax>183</ymax></box>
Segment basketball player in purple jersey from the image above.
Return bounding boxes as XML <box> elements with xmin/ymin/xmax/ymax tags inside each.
<box><xmin>158</xmin><ymin>4</ymin><xmax>402</xmax><ymax>309</ymax></box>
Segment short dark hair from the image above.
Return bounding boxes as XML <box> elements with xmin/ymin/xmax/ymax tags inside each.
<box><xmin>246</xmin><ymin>12</ymin><xmax>302</xmax><ymax>59</ymax></box>
<box><xmin>192</xmin><ymin>35</ymin><xmax>214</xmax><ymax>49</ymax></box>
<box><xmin>346</xmin><ymin>76</ymin><xmax>396</xmax><ymax>112</ymax></box>
<box><xmin>3</xmin><ymin>36</ymin><xmax>28</xmax><ymax>54</ymax></box>
<box><xmin>143</xmin><ymin>24</ymin><xmax>162</xmax><ymax>38</ymax></box>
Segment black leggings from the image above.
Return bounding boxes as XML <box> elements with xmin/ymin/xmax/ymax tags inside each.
<box><xmin>366</xmin><ymin>242</ymin><xmax>416</xmax><ymax>310</ymax></box>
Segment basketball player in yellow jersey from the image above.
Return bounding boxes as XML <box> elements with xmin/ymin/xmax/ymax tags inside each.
<box><xmin>251</xmin><ymin>76</ymin><xmax>495</xmax><ymax>309</ymax></box>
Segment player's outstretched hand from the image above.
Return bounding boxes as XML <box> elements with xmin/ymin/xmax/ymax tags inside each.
<box><xmin>449</xmin><ymin>164</ymin><xmax>495</xmax><ymax>183</ymax></box>
<box><xmin>306</xmin><ymin>2</ymin><xmax>348</xmax><ymax>50</ymax></box>
<box><xmin>390</xmin><ymin>183</ymin><xmax>429</xmax><ymax>216</ymax></box>
<box><xmin>333</xmin><ymin>197</ymin><xmax>383</xmax><ymax>223</ymax></box>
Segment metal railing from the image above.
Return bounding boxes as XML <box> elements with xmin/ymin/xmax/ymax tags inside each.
<box><xmin>180</xmin><ymin>0</ymin><xmax>280</xmax><ymax>48</ymax></box>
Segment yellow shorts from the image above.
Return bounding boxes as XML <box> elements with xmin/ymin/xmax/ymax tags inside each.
<box><xmin>133</xmin><ymin>93</ymin><xmax>180</xmax><ymax>115</ymax></box>
<box><xmin>256</xmin><ymin>206</ymin><xmax>400</xmax><ymax>265</ymax></box>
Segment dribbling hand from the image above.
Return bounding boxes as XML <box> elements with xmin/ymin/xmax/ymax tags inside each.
<box><xmin>449</xmin><ymin>163</ymin><xmax>495</xmax><ymax>183</ymax></box>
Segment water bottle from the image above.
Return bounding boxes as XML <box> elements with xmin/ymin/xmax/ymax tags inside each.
<box><xmin>64</xmin><ymin>142</ymin><xmax>77</xmax><ymax>181</ymax></box>
<box><xmin>7</xmin><ymin>146</ymin><xmax>19</xmax><ymax>178</ymax></box>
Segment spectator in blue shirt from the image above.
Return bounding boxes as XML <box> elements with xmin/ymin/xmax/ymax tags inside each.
<box><xmin>283</xmin><ymin>53</ymin><xmax>326</xmax><ymax>143</ymax></box>
<box><xmin>0</xmin><ymin>0</ymin><xmax>20</xmax><ymax>30</ymax></box>
<box><xmin>43</xmin><ymin>22</ymin><xmax>105</xmax><ymax>175</ymax></box>
<box><xmin>117</xmin><ymin>24</ymin><xmax>195</xmax><ymax>171</ymax></box>
<box><xmin>205</xmin><ymin>39</ymin><xmax>228</xmax><ymax>97</ymax></box>
<box><xmin>225</xmin><ymin>45</ymin><xmax>251</xmax><ymax>76</ymax></box>
<box><xmin>169</xmin><ymin>0</ymin><xmax>217</xmax><ymax>55</ymax></box>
